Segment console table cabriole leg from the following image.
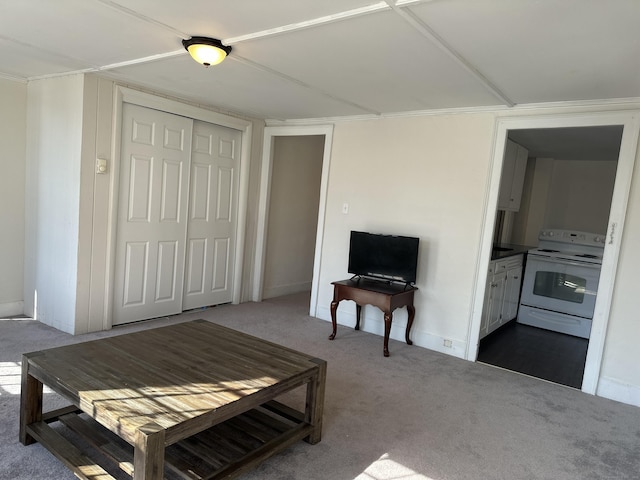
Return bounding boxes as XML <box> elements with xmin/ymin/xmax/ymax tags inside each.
<box><xmin>406</xmin><ymin>305</ymin><xmax>415</xmax><ymax>345</ymax></box>
<box><xmin>329</xmin><ymin>300</ymin><xmax>339</xmax><ymax>340</ymax></box>
<box><xmin>355</xmin><ymin>304</ymin><xmax>362</xmax><ymax>330</ymax></box>
<box><xmin>383</xmin><ymin>311</ymin><xmax>392</xmax><ymax>357</ymax></box>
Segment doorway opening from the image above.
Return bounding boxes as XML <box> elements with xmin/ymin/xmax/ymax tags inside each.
<box><xmin>253</xmin><ymin>125</ymin><xmax>334</xmax><ymax>318</ymax></box>
<box><xmin>478</xmin><ymin>125</ymin><xmax>622</xmax><ymax>388</ymax></box>
<box><xmin>262</xmin><ymin>135</ymin><xmax>324</xmax><ymax>300</ymax></box>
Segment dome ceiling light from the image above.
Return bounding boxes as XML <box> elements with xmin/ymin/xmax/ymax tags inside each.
<box><xmin>182</xmin><ymin>36</ymin><xmax>232</xmax><ymax>67</ymax></box>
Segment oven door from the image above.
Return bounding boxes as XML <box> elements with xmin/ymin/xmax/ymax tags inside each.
<box><xmin>520</xmin><ymin>254</ymin><xmax>601</xmax><ymax>319</ymax></box>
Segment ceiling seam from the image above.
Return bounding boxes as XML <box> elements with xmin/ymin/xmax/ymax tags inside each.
<box><xmin>384</xmin><ymin>0</ymin><xmax>515</xmax><ymax>107</ymax></box>
<box><xmin>93</xmin><ymin>0</ymin><xmax>188</xmax><ymax>38</ymax></box>
<box><xmin>25</xmin><ymin>0</ymin><xmax>391</xmax><ymax>116</ymax></box>
<box><xmin>223</xmin><ymin>2</ymin><xmax>389</xmax><ymax>45</ymax></box>
<box><xmin>0</xmin><ymin>34</ymin><xmax>101</xmax><ymax>75</ymax></box>
<box><xmin>230</xmin><ymin>55</ymin><xmax>382</xmax><ymax>116</ymax></box>
<box><xmin>0</xmin><ymin>72</ymin><xmax>27</xmax><ymax>83</ymax></box>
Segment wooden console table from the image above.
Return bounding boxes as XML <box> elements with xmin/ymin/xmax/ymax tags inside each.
<box><xmin>329</xmin><ymin>278</ymin><xmax>417</xmax><ymax>357</ymax></box>
<box><xmin>20</xmin><ymin>320</ymin><xmax>326</xmax><ymax>480</ymax></box>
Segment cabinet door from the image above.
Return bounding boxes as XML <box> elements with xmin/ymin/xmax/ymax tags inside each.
<box><xmin>502</xmin><ymin>264</ymin><xmax>523</xmax><ymax>322</ymax></box>
<box><xmin>508</xmin><ymin>144</ymin><xmax>528</xmax><ymax>211</ymax></box>
<box><xmin>487</xmin><ymin>270</ymin><xmax>506</xmax><ymax>335</ymax></box>
<box><xmin>480</xmin><ymin>268</ymin><xmax>494</xmax><ymax>339</ymax></box>
<box><xmin>498</xmin><ymin>140</ymin><xmax>518</xmax><ymax>210</ymax></box>
<box><xmin>498</xmin><ymin>139</ymin><xmax>528</xmax><ymax>212</ymax></box>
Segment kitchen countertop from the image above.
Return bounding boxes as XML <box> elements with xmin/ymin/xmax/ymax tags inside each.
<box><xmin>491</xmin><ymin>243</ymin><xmax>534</xmax><ymax>261</ymax></box>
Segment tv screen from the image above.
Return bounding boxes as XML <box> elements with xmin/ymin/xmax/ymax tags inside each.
<box><xmin>348</xmin><ymin>231</ymin><xmax>419</xmax><ymax>284</ymax></box>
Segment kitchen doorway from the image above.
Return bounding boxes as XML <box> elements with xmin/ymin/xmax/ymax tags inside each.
<box><xmin>468</xmin><ymin>111</ymin><xmax>640</xmax><ymax>395</ymax></box>
<box><xmin>478</xmin><ymin>125</ymin><xmax>621</xmax><ymax>388</ymax></box>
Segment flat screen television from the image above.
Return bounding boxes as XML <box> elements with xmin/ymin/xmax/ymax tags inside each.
<box><xmin>348</xmin><ymin>231</ymin><xmax>419</xmax><ymax>284</ymax></box>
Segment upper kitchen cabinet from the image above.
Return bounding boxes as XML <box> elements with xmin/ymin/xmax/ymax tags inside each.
<box><xmin>498</xmin><ymin>139</ymin><xmax>528</xmax><ymax>212</ymax></box>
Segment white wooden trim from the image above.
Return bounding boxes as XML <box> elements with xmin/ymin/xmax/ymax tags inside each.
<box><xmin>104</xmin><ymin>86</ymin><xmax>253</xmax><ymax>328</ymax></box>
<box><xmin>265</xmin><ymin>97</ymin><xmax>640</xmax><ymax>126</ymax></box>
<box><xmin>116</xmin><ymin>87</ymin><xmax>252</xmax><ymax>131</ymax></box>
<box><xmin>466</xmin><ymin>110</ymin><xmax>640</xmax><ymax>397</ymax></box>
<box><xmin>597</xmin><ymin>376</ymin><xmax>640</xmax><ymax>408</ymax></box>
<box><xmin>253</xmin><ymin>125</ymin><xmax>334</xmax><ymax>319</ymax></box>
<box><xmin>582</xmin><ymin>113</ymin><xmax>640</xmax><ymax>393</ymax></box>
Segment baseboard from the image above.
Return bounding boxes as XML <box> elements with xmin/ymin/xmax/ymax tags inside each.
<box><xmin>316</xmin><ymin>304</ymin><xmax>466</xmax><ymax>359</ymax></box>
<box><xmin>263</xmin><ymin>281</ymin><xmax>312</xmax><ymax>300</ymax></box>
<box><xmin>596</xmin><ymin>377</ymin><xmax>640</xmax><ymax>408</ymax></box>
<box><xmin>0</xmin><ymin>301</ymin><xmax>24</xmax><ymax>318</ymax></box>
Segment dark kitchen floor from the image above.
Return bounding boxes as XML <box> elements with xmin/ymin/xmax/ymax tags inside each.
<box><xmin>477</xmin><ymin>320</ymin><xmax>589</xmax><ymax>389</ymax></box>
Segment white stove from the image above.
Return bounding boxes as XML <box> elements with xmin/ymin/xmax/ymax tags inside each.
<box><xmin>527</xmin><ymin>229</ymin><xmax>605</xmax><ymax>265</ymax></box>
<box><xmin>517</xmin><ymin>229</ymin><xmax>606</xmax><ymax>339</ymax></box>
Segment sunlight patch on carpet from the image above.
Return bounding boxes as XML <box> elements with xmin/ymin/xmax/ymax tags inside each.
<box><xmin>0</xmin><ymin>362</ymin><xmax>53</xmax><ymax>396</ymax></box>
<box><xmin>355</xmin><ymin>453</ymin><xmax>436</xmax><ymax>480</ymax></box>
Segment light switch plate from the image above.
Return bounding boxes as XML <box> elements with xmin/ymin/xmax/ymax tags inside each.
<box><xmin>96</xmin><ymin>158</ymin><xmax>108</xmax><ymax>174</ymax></box>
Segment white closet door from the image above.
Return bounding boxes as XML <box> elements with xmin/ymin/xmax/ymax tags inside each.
<box><xmin>183</xmin><ymin>120</ymin><xmax>241</xmax><ymax>310</ymax></box>
<box><xmin>112</xmin><ymin>103</ymin><xmax>193</xmax><ymax>325</ymax></box>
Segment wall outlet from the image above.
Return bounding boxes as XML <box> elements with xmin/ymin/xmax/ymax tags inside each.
<box><xmin>342</xmin><ymin>203</ymin><xmax>349</xmax><ymax>214</ymax></box>
<box><xmin>443</xmin><ymin>339</ymin><xmax>453</xmax><ymax>348</ymax></box>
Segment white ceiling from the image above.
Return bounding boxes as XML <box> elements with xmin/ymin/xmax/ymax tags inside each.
<box><xmin>509</xmin><ymin>126</ymin><xmax>623</xmax><ymax>161</ymax></box>
<box><xmin>2</xmin><ymin>0</ymin><xmax>639</xmax><ymax>124</ymax></box>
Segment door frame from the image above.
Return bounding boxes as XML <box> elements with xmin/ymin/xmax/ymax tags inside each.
<box><xmin>467</xmin><ymin>110</ymin><xmax>640</xmax><ymax>395</ymax></box>
<box><xmin>253</xmin><ymin>125</ymin><xmax>334</xmax><ymax>318</ymax></box>
<box><xmin>104</xmin><ymin>86</ymin><xmax>253</xmax><ymax>328</ymax></box>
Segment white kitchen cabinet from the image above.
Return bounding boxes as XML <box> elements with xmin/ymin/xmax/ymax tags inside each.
<box><xmin>480</xmin><ymin>254</ymin><xmax>524</xmax><ymax>339</ymax></box>
<box><xmin>498</xmin><ymin>139</ymin><xmax>528</xmax><ymax>212</ymax></box>
<box><xmin>501</xmin><ymin>256</ymin><xmax>524</xmax><ymax>324</ymax></box>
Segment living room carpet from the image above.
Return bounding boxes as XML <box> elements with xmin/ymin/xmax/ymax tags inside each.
<box><xmin>2</xmin><ymin>293</ymin><xmax>639</xmax><ymax>479</ymax></box>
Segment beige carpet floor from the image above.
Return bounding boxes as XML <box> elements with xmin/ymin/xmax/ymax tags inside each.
<box><xmin>2</xmin><ymin>292</ymin><xmax>640</xmax><ymax>479</ymax></box>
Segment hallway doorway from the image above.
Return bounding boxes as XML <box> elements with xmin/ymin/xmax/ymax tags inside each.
<box><xmin>253</xmin><ymin>125</ymin><xmax>334</xmax><ymax>318</ymax></box>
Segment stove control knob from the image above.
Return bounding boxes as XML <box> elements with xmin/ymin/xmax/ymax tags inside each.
<box><xmin>594</xmin><ymin>236</ymin><xmax>602</xmax><ymax>243</ymax></box>
<box><xmin>548</xmin><ymin>231</ymin><xmax>554</xmax><ymax>237</ymax></box>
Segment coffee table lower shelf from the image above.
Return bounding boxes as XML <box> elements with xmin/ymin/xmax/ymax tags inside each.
<box><xmin>28</xmin><ymin>400</ymin><xmax>312</xmax><ymax>480</ymax></box>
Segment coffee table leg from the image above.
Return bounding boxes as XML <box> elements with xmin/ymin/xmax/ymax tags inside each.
<box><xmin>19</xmin><ymin>355</ymin><xmax>42</xmax><ymax>445</ymax></box>
<box><xmin>305</xmin><ymin>358</ymin><xmax>327</xmax><ymax>444</ymax></box>
<box><xmin>134</xmin><ymin>423</ymin><xmax>165</xmax><ymax>480</ymax></box>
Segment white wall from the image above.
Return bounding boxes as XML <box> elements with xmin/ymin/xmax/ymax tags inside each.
<box><xmin>8</xmin><ymin>72</ymin><xmax>640</xmax><ymax>406</ymax></box>
<box><xmin>546</xmin><ymin>159</ymin><xmax>616</xmax><ymax>233</ymax></box>
<box><xmin>0</xmin><ymin>79</ymin><xmax>26</xmax><ymax>317</ymax></box>
<box><xmin>311</xmin><ymin>109</ymin><xmax>640</xmax><ymax>406</ymax></box>
<box><xmin>512</xmin><ymin>158</ymin><xmax>617</xmax><ymax>245</ymax></box>
<box><xmin>315</xmin><ymin>114</ymin><xmax>496</xmax><ymax>356</ymax></box>
<box><xmin>24</xmin><ymin>75</ymin><xmax>85</xmax><ymax>333</ymax></box>
<box><xmin>263</xmin><ymin>135</ymin><xmax>324</xmax><ymax>298</ymax></box>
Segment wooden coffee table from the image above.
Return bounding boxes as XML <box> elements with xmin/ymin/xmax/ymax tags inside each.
<box><xmin>20</xmin><ymin>320</ymin><xmax>326</xmax><ymax>480</ymax></box>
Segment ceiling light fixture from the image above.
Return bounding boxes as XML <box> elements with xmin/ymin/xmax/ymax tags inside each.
<box><xmin>182</xmin><ymin>36</ymin><xmax>232</xmax><ymax>67</ymax></box>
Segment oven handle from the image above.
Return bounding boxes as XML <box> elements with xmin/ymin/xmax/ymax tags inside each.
<box><xmin>527</xmin><ymin>254</ymin><xmax>601</xmax><ymax>269</ymax></box>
